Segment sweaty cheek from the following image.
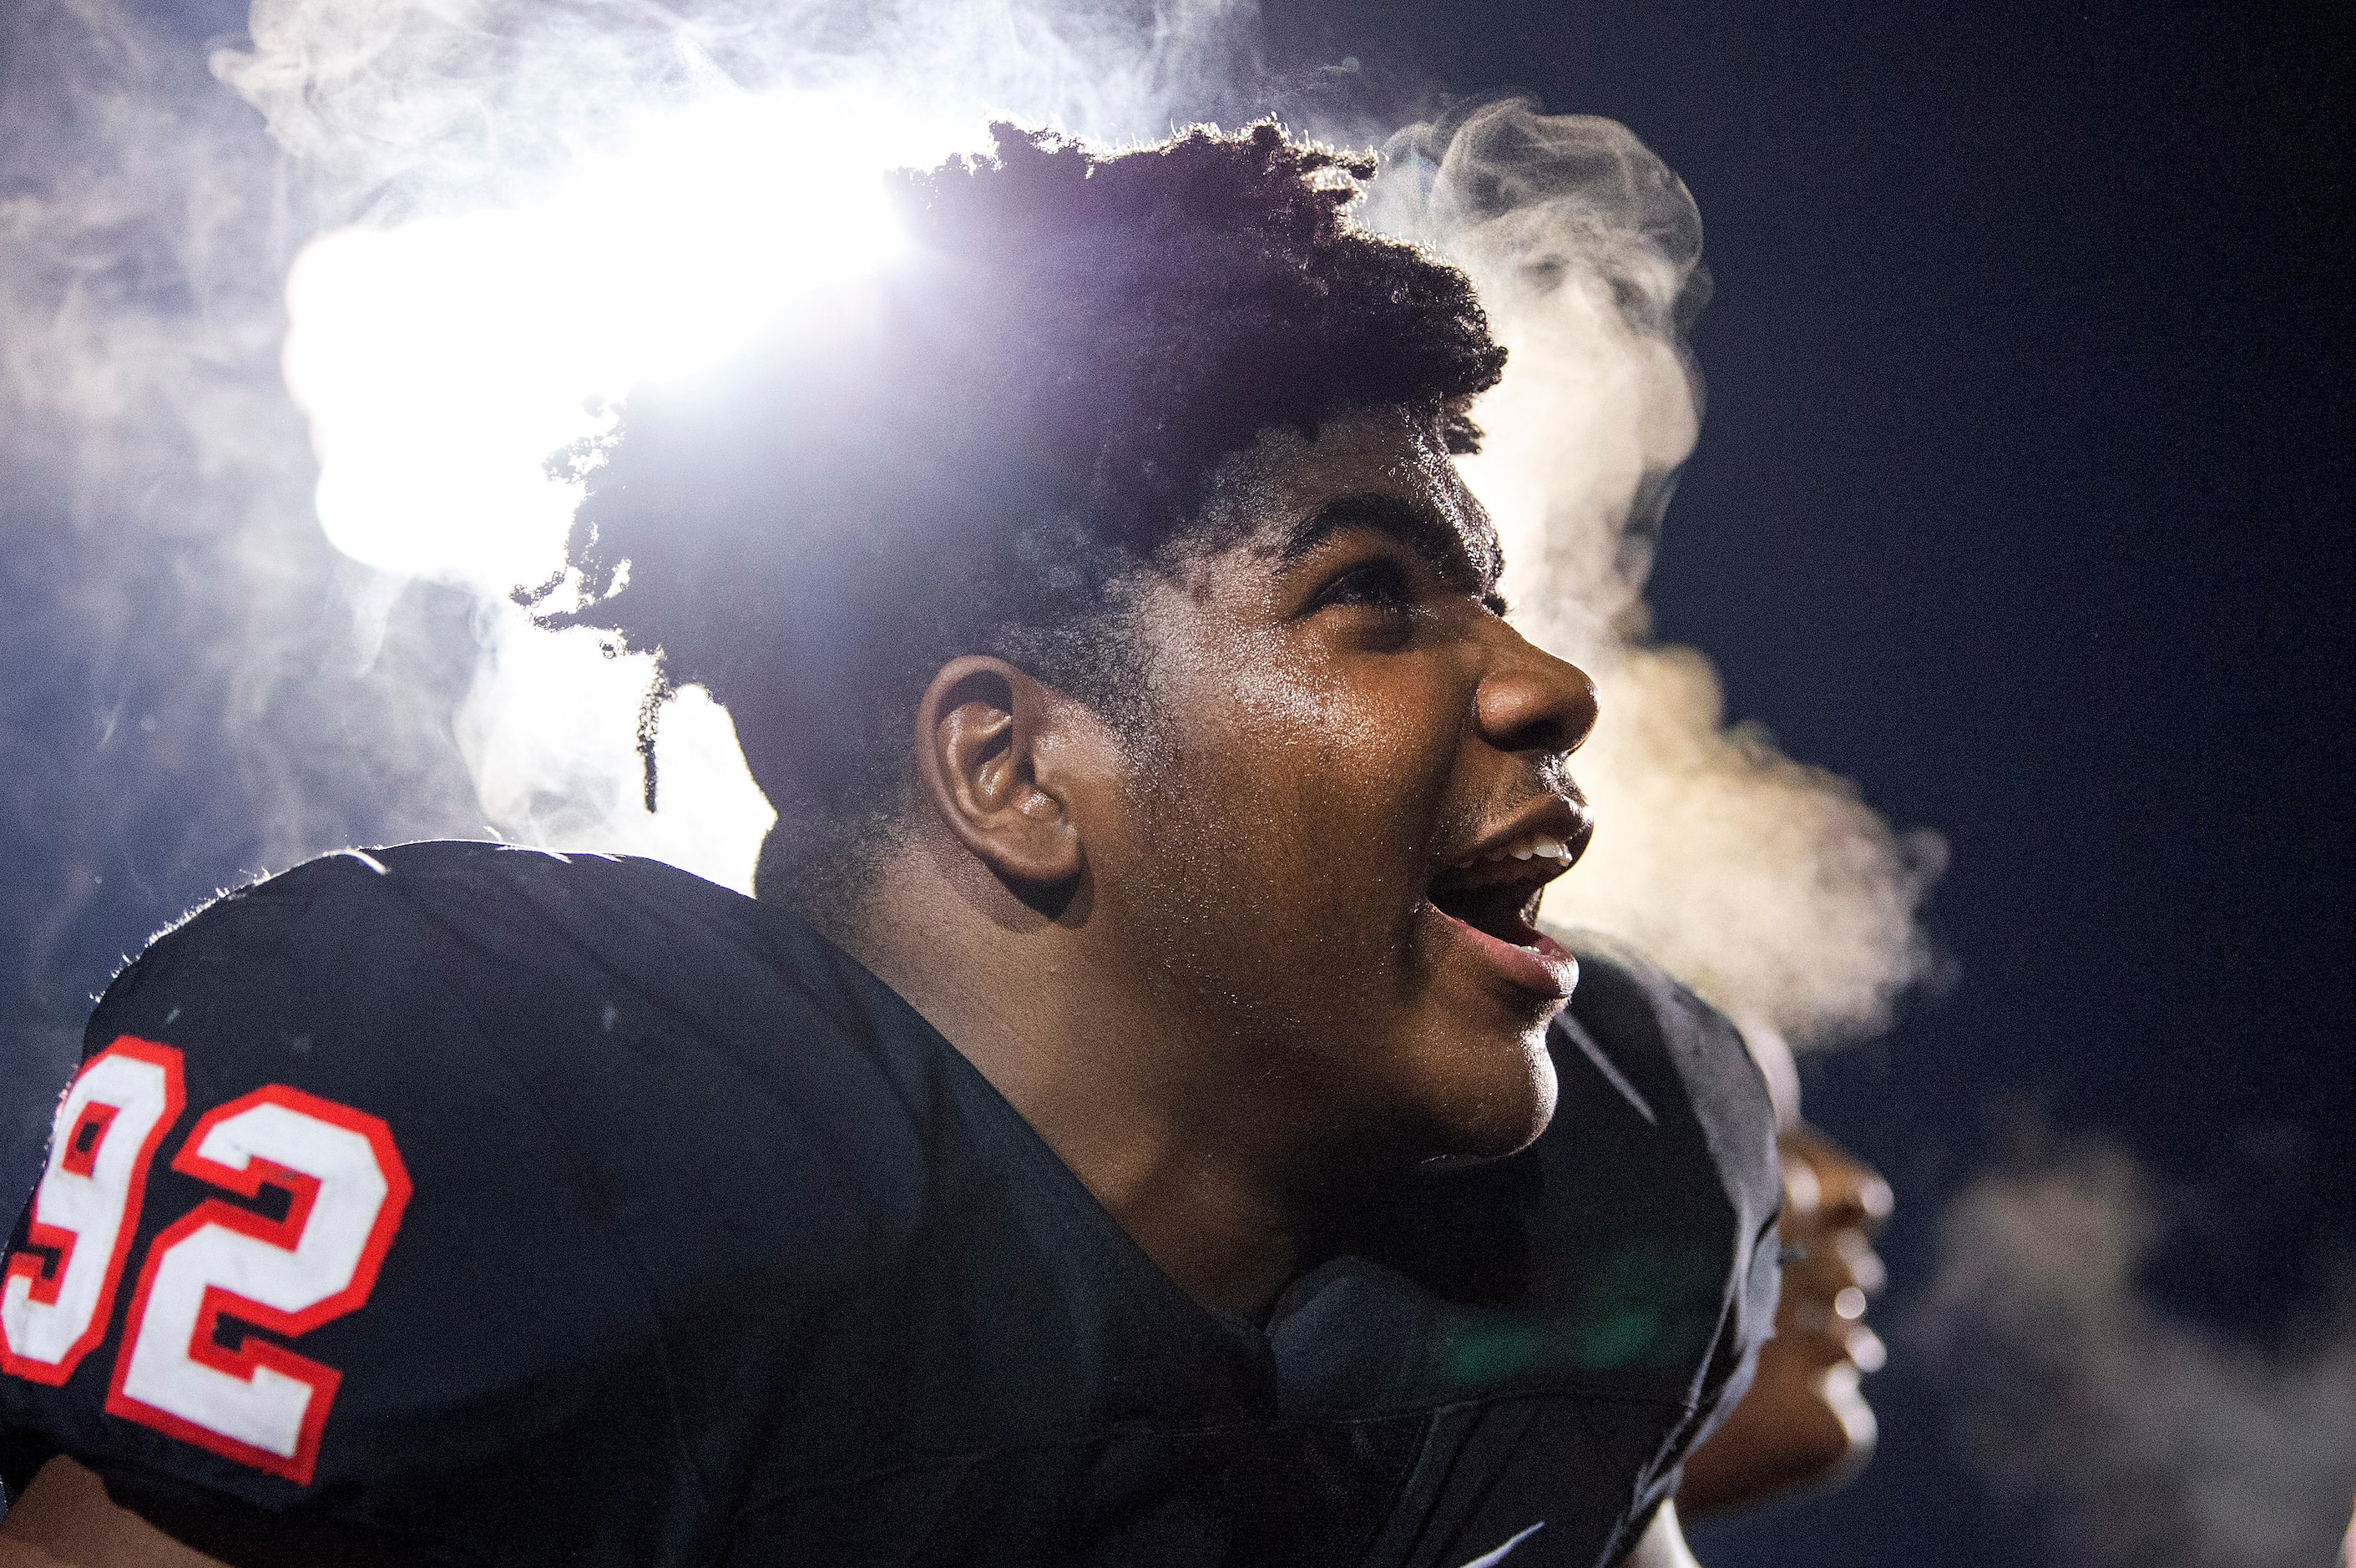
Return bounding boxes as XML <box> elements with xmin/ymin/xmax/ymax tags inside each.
<box><xmin>1221</xmin><ymin>660</ymin><xmax>1457</xmax><ymax>950</ymax></box>
<box><xmin>1110</xmin><ymin>659</ymin><xmax>1413</xmax><ymax>1021</ymax></box>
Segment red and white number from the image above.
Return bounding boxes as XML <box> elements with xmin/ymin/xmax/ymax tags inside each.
<box><xmin>105</xmin><ymin>1085</ymin><xmax>412</xmax><ymax>1486</ymax></box>
<box><xmin>2</xmin><ymin>1038</ymin><xmax>186</xmax><ymax>1384</ymax></box>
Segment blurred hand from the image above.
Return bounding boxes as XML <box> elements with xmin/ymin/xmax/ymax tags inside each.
<box><xmin>1677</xmin><ymin>1124</ymin><xmax>1893</xmax><ymax>1518</ymax></box>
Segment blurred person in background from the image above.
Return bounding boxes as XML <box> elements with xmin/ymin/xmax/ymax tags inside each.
<box><xmin>1678</xmin><ymin>1124</ymin><xmax>1892</xmax><ymax>1516</ymax></box>
<box><xmin>1578</xmin><ymin>1011</ymin><xmax>1893</xmax><ymax>1568</ymax></box>
<box><xmin>1680</xmin><ymin>1022</ymin><xmax>1892</xmax><ymax>1525</ymax></box>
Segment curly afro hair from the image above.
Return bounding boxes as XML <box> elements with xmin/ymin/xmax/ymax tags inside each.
<box><xmin>527</xmin><ymin>118</ymin><xmax>1505</xmax><ymax>903</ymax></box>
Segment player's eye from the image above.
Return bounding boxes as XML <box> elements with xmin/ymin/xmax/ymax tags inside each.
<box><xmin>1314</xmin><ymin>558</ymin><xmax>1416</xmax><ymax>615</ymax></box>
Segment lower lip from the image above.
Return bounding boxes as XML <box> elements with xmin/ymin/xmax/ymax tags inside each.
<box><xmin>1426</xmin><ymin>903</ymin><xmax>1580</xmax><ymax>1003</ymax></box>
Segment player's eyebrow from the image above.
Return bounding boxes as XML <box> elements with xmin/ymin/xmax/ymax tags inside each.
<box><xmin>1280</xmin><ymin>492</ymin><xmax>1502</xmax><ymax>601</ymax></box>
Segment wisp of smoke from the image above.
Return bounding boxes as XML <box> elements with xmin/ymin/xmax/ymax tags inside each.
<box><xmin>1910</xmin><ymin>1139</ymin><xmax>2356</xmax><ymax>1568</ymax></box>
<box><xmin>1</xmin><ymin>0</ymin><xmax>1937</xmax><ymax>1201</ymax></box>
<box><xmin>0</xmin><ymin>0</ymin><xmax>493</xmax><ymax>1193</ymax></box>
<box><xmin>1363</xmin><ymin>100</ymin><xmax>1944</xmax><ymax>1043</ymax></box>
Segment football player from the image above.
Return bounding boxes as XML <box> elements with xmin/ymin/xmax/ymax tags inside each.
<box><xmin>1</xmin><ymin>122</ymin><xmax>1778</xmax><ymax>1566</ymax></box>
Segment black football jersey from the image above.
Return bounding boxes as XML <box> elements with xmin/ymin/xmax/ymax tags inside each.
<box><xmin>0</xmin><ymin>842</ymin><xmax>1777</xmax><ymax>1568</ymax></box>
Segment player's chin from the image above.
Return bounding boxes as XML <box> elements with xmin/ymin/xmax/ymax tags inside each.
<box><xmin>1396</xmin><ymin>1010</ymin><xmax>1560</xmax><ymax>1166</ymax></box>
<box><xmin>1685</xmin><ymin>1344</ymin><xmax>1871</xmax><ymax>1511</ymax></box>
<box><xmin>1757</xmin><ymin>1326</ymin><xmax>1878</xmax><ymax>1475</ymax></box>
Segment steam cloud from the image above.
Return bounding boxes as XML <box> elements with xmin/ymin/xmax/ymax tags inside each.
<box><xmin>0</xmin><ymin>0</ymin><xmax>1936</xmax><ymax>1203</ymax></box>
<box><xmin>0</xmin><ymin>0</ymin><xmax>492</xmax><ymax>1190</ymax></box>
<box><xmin>1362</xmin><ymin>103</ymin><xmax>1945</xmax><ymax>1043</ymax></box>
<box><xmin>1910</xmin><ymin>1140</ymin><xmax>2356</xmax><ymax>1567</ymax></box>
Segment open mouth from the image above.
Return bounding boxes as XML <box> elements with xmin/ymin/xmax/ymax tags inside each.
<box><xmin>1421</xmin><ymin>825</ymin><xmax>1585</xmax><ymax>998</ymax></box>
<box><xmin>1426</xmin><ymin>874</ymin><xmax>1550</xmax><ymax>949</ymax></box>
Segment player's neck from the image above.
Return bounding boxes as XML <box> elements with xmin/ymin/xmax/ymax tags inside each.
<box><xmin>828</xmin><ymin>856</ymin><xmax>1310</xmax><ymax>1317</ymax></box>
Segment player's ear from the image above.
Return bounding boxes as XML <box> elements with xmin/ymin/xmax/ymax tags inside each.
<box><xmin>913</xmin><ymin>655</ymin><xmax>1096</xmax><ymax>888</ymax></box>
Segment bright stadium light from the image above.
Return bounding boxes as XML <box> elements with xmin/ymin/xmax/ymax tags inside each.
<box><xmin>282</xmin><ymin>86</ymin><xmax>935</xmax><ymax>596</ymax></box>
<box><xmin>278</xmin><ymin>84</ymin><xmax>978</xmax><ymax>888</ymax></box>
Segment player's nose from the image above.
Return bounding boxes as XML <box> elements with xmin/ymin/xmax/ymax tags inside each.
<box><xmin>1476</xmin><ymin>623</ymin><xmax>1599</xmax><ymax>759</ymax></box>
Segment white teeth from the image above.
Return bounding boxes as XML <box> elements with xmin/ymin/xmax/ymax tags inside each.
<box><xmin>1446</xmin><ymin>832</ymin><xmax>1574</xmax><ymax>870</ymax></box>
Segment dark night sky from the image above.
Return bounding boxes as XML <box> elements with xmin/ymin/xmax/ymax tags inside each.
<box><xmin>3</xmin><ymin>0</ymin><xmax>2350</xmax><ymax>1561</ymax></box>
<box><xmin>1258</xmin><ymin>1</ymin><xmax>2354</xmax><ymax>1560</ymax></box>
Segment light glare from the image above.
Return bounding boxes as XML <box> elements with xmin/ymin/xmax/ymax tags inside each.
<box><xmin>277</xmin><ymin>84</ymin><xmax>978</xmax><ymax>888</ymax></box>
<box><xmin>283</xmin><ymin>87</ymin><xmax>937</xmax><ymax>595</ymax></box>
